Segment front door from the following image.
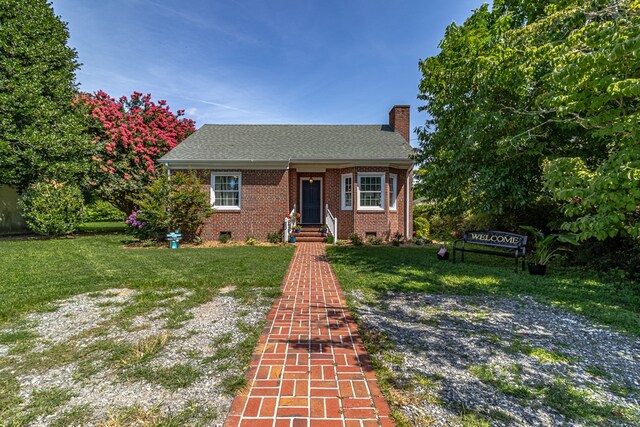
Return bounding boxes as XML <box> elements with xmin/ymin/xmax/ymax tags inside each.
<box><xmin>301</xmin><ymin>180</ymin><xmax>321</xmax><ymax>224</ymax></box>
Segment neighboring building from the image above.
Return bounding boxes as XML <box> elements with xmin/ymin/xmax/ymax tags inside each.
<box><xmin>159</xmin><ymin>105</ymin><xmax>414</xmax><ymax>242</ymax></box>
<box><xmin>0</xmin><ymin>185</ymin><xmax>27</xmax><ymax>235</ymax></box>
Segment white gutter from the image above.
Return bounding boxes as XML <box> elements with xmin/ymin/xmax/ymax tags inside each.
<box><xmin>406</xmin><ymin>172</ymin><xmax>410</xmax><ymax>240</ymax></box>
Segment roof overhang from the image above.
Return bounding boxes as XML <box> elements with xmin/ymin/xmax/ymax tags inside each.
<box><xmin>160</xmin><ymin>158</ymin><xmax>413</xmax><ymax>170</ymax></box>
<box><xmin>159</xmin><ymin>159</ymin><xmax>290</xmax><ymax>170</ymax></box>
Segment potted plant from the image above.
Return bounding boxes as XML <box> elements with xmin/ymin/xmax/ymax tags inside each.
<box><xmin>289</xmin><ymin>235</ymin><xmax>297</xmax><ymax>243</ymax></box>
<box><xmin>293</xmin><ymin>225</ymin><xmax>301</xmax><ymax>233</ymax></box>
<box><xmin>520</xmin><ymin>226</ymin><xmax>577</xmax><ymax>275</ymax></box>
<box><xmin>321</xmin><ymin>224</ymin><xmax>328</xmax><ymax>234</ymax></box>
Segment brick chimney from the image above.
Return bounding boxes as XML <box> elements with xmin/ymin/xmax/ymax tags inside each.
<box><xmin>388</xmin><ymin>105</ymin><xmax>410</xmax><ymax>143</ymax></box>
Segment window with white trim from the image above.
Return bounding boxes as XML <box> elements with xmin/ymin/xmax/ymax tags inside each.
<box><xmin>341</xmin><ymin>173</ymin><xmax>353</xmax><ymax>210</ymax></box>
<box><xmin>357</xmin><ymin>173</ymin><xmax>385</xmax><ymax>210</ymax></box>
<box><xmin>389</xmin><ymin>173</ymin><xmax>397</xmax><ymax>210</ymax></box>
<box><xmin>211</xmin><ymin>173</ymin><xmax>241</xmax><ymax>209</ymax></box>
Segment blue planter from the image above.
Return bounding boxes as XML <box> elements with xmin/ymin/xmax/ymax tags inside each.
<box><xmin>289</xmin><ymin>236</ymin><xmax>297</xmax><ymax>243</ymax></box>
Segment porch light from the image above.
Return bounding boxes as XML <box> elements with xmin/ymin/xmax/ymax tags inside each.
<box><xmin>309</xmin><ymin>177</ymin><xmax>314</xmax><ymax>184</ymax></box>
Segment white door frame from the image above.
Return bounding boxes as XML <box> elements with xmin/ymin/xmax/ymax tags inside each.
<box><xmin>299</xmin><ymin>177</ymin><xmax>323</xmax><ymax>224</ymax></box>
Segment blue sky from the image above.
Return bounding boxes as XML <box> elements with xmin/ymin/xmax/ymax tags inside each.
<box><xmin>51</xmin><ymin>0</ymin><xmax>486</xmax><ymax>145</ymax></box>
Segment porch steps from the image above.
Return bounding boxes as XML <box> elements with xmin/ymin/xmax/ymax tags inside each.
<box><xmin>295</xmin><ymin>237</ymin><xmax>325</xmax><ymax>242</ymax></box>
<box><xmin>293</xmin><ymin>226</ymin><xmax>326</xmax><ymax>243</ymax></box>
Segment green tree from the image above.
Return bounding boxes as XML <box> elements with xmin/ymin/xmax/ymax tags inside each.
<box><xmin>540</xmin><ymin>1</ymin><xmax>640</xmax><ymax>240</ymax></box>
<box><xmin>0</xmin><ymin>0</ymin><xmax>89</xmax><ymax>191</ymax></box>
<box><xmin>416</xmin><ymin>0</ymin><xmax>639</xmax><ymax>240</ymax></box>
<box><xmin>129</xmin><ymin>171</ymin><xmax>212</xmax><ymax>242</ymax></box>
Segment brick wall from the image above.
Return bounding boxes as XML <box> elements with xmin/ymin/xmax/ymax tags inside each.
<box><xmin>194</xmin><ymin>169</ymin><xmax>289</xmax><ymax>242</ymax></box>
<box><xmin>305</xmin><ymin>166</ymin><xmax>412</xmax><ymax>241</ymax></box>
<box><xmin>189</xmin><ymin>166</ymin><xmax>412</xmax><ymax>242</ymax></box>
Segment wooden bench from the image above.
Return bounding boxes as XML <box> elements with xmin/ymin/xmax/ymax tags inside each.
<box><xmin>453</xmin><ymin>230</ymin><xmax>528</xmax><ymax>273</ymax></box>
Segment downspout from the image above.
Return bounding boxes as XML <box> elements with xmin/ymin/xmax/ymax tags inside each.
<box><xmin>406</xmin><ymin>171</ymin><xmax>410</xmax><ymax>240</ymax></box>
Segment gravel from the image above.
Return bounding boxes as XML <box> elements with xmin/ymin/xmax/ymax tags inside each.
<box><xmin>0</xmin><ymin>287</ymin><xmax>273</xmax><ymax>426</ymax></box>
<box><xmin>350</xmin><ymin>291</ymin><xmax>640</xmax><ymax>426</ymax></box>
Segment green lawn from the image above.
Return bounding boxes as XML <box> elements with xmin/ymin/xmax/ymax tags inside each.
<box><xmin>327</xmin><ymin>245</ymin><xmax>640</xmax><ymax>336</ymax></box>
<box><xmin>0</xmin><ymin>233</ymin><xmax>295</xmax><ymax>425</ymax></box>
<box><xmin>0</xmin><ymin>233</ymin><xmax>294</xmax><ymax>324</ymax></box>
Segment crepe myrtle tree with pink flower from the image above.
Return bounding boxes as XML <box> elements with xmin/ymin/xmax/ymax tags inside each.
<box><xmin>77</xmin><ymin>90</ymin><xmax>196</xmax><ymax>214</ymax></box>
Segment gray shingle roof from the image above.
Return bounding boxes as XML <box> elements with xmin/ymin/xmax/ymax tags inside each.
<box><xmin>159</xmin><ymin>124</ymin><xmax>414</xmax><ymax>163</ymax></box>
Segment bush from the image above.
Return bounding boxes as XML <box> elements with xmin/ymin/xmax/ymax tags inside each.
<box><xmin>129</xmin><ymin>172</ymin><xmax>213</xmax><ymax>242</ymax></box>
<box><xmin>413</xmin><ymin>216</ymin><xmax>430</xmax><ymax>239</ymax></box>
<box><xmin>569</xmin><ymin>237</ymin><xmax>640</xmax><ymax>282</ymax></box>
<box><xmin>267</xmin><ymin>232</ymin><xmax>282</xmax><ymax>244</ymax></box>
<box><xmin>85</xmin><ymin>200</ymin><xmax>125</xmax><ymax>222</ymax></box>
<box><xmin>245</xmin><ymin>236</ymin><xmax>257</xmax><ymax>245</ymax></box>
<box><xmin>391</xmin><ymin>231</ymin><xmax>403</xmax><ymax>246</ymax></box>
<box><xmin>349</xmin><ymin>232</ymin><xmax>363</xmax><ymax>246</ymax></box>
<box><xmin>414</xmin><ymin>237</ymin><xmax>426</xmax><ymax>246</ymax></box>
<box><xmin>19</xmin><ymin>181</ymin><xmax>86</xmax><ymax>236</ymax></box>
<box><xmin>219</xmin><ymin>233</ymin><xmax>231</xmax><ymax>244</ymax></box>
<box><xmin>326</xmin><ymin>235</ymin><xmax>334</xmax><ymax>244</ymax></box>
<box><xmin>367</xmin><ymin>236</ymin><xmax>383</xmax><ymax>245</ymax></box>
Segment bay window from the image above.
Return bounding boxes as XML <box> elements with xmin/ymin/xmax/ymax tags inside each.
<box><xmin>357</xmin><ymin>173</ymin><xmax>385</xmax><ymax>210</ymax></box>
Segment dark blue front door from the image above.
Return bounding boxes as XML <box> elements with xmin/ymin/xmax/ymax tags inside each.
<box><xmin>301</xmin><ymin>180</ymin><xmax>321</xmax><ymax>224</ymax></box>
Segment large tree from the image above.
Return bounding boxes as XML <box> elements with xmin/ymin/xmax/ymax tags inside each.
<box><xmin>540</xmin><ymin>1</ymin><xmax>640</xmax><ymax>240</ymax></box>
<box><xmin>78</xmin><ymin>91</ymin><xmax>196</xmax><ymax>213</ymax></box>
<box><xmin>0</xmin><ymin>0</ymin><xmax>89</xmax><ymax>191</ymax></box>
<box><xmin>415</xmin><ymin>0</ymin><xmax>638</xmax><ymax>240</ymax></box>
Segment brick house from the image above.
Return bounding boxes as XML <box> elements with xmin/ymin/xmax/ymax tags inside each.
<box><xmin>158</xmin><ymin>105</ymin><xmax>414</xmax><ymax>242</ymax></box>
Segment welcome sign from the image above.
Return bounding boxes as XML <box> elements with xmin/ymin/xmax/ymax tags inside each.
<box><xmin>464</xmin><ymin>231</ymin><xmax>526</xmax><ymax>248</ymax></box>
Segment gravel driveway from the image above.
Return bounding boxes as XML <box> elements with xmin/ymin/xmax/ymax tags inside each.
<box><xmin>351</xmin><ymin>291</ymin><xmax>640</xmax><ymax>426</ymax></box>
<box><xmin>0</xmin><ymin>287</ymin><xmax>273</xmax><ymax>426</ymax></box>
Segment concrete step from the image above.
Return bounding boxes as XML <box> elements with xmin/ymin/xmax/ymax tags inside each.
<box><xmin>295</xmin><ymin>236</ymin><xmax>326</xmax><ymax>243</ymax></box>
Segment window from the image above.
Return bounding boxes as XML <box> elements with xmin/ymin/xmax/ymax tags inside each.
<box><xmin>211</xmin><ymin>173</ymin><xmax>241</xmax><ymax>209</ymax></box>
<box><xmin>357</xmin><ymin>173</ymin><xmax>385</xmax><ymax>210</ymax></box>
<box><xmin>389</xmin><ymin>173</ymin><xmax>397</xmax><ymax>210</ymax></box>
<box><xmin>341</xmin><ymin>173</ymin><xmax>353</xmax><ymax>210</ymax></box>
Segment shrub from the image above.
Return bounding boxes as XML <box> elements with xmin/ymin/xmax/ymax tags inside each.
<box><xmin>245</xmin><ymin>236</ymin><xmax>257</xmax><ymax>246</ymax></box>
<box><xmin>413</xmin><ymin>216</ymin><xmax>430</xmax><ymax>239</ymax></box>
<box><xmin>326</xmin><ymin>235</ymin><xmax>334</xmax><ymax>244</ymax></box>
<box><xmin>267</xmin><ymin>232</ymin><xmax>282</xmax><ymax>244</ymax></box>
<box><xmin>414</xmin><ymin>237</ymin><xmax>426</xmax><ymax>246</ymax></box>
<box><xmin>349</xmin><ymin>232</ymin><xmax>363</xmax><ymax>246</ymax></box>
<box><xmin>391</xmin><ymin>231</ymin><xmax>403</xmax><ymax>246</ymax></box>
<box><xmin>219</xmin><ymin>233</ymin><xmax>231</xmax><ymax>244</ymax></box>
<box><xmin>85</xmin><ymin>200</ymin><xmax>125</xmax><ymax>222</ymax></box>
<box><xmin>367</xmin><ymin>237</ymin><xmax>383</xmax><ymax>245</ymax></box>
<box><xmin>130</xmin><ymin>172</ymin><xmax>213</xmax><ymax>241</ymax></box>
<box><xmin>19</xmin><ymin>180</ymin><xmax>86</xmax><ymax>236</ymax></box>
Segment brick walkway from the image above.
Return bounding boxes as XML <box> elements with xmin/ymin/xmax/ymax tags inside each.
<box><xmin>224</xmin><ymin>243</ymin><xmax>394</xmax><ymax>427</ymax></box>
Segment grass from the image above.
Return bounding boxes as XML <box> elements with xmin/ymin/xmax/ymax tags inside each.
<box><xmin>0</xmin><ymin>233</ymin><xmax>293</xmax><ymax>424</ymax></box>
<box><xmin>329</xmin><ymin>245</ymin><xmax>640</xmax><ymax>425</ymax></box>
<box><xmin>327</xmin><ymin>245</ymin><xmax>640</xmax><ymax>336</ymax></box>
<box><xmin>99</xmin><ymin>402</ymin><xmax>217</xmax><ymax>427</ymax></box>
<box><xmin>0</xmin><ymin>233</ymin><xmax>294</xmax><ymax>324</ymax></box>
<box><xmin>468</xmin><ymin>365</ymin><xmax>639</xmax><ymax>424</ymax></box>
<box><xmin>128</xmin><ymin>364</ymin><xmax>201</xmax><ymax>390</ymax></box>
